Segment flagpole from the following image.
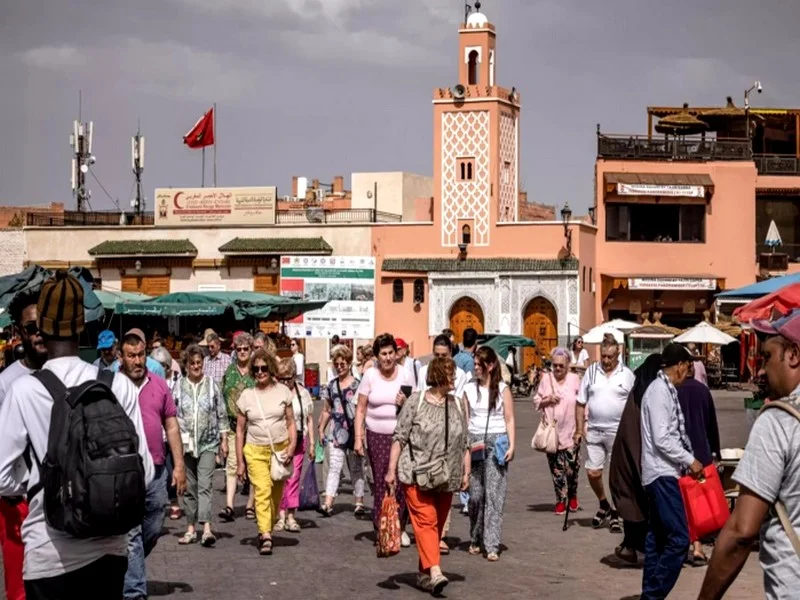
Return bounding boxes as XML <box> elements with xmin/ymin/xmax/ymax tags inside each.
<box><xmin>202</xmin><ymin>147</ymin><xmax>205</xmax><ymax>187</ymax></box>
<box><xmin>213</xmin><ymin>103</ymin><xmax>218</xmax><ymax>187</ymax></box>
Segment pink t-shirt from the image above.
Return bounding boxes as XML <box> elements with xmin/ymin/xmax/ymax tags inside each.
<box><xmin>533</xmin><ymin>371</ymin><xmax>581</xmax><ymax>451</ymax></box>
<box><xmin>357</xmin><ymin>365</ymin><xmax>415</xmax><ymax>435</ymax></box>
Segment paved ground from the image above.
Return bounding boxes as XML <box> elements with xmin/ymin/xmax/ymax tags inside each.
<box><xmin>2</xmin><ymin>391</ymin><xmax>764</xmax><ymax>599</ymax></box>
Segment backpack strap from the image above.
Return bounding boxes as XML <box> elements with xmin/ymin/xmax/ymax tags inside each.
<box><xmin>759</xmin><ymin>400</ymin><xmax>800</xmax><ymax>558</ymax></box>
<box><xmin>97</xmin><ymin>368</ymin><xmax>115</xmax><ymax>389</ymax></box>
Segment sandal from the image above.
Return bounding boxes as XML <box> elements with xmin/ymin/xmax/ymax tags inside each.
<box><xmin>274</xmin><ymin>518</ymin><xmax>285</xmax><ymax>532</ymax></box>
<box><xmin>468</xmin><ymin>544</ymin><xmax>481</xmax><ymax>556</ymax></box>
<box><xmin>487</xmin><ymin>552</ymin><xmax>499</xmax><ymax>562</ymax></box>
<box><xmin>609</xmin><ymin>513</ymin><xmax>622</xmax><ymax>534</ymax></box>
<box><xmin>286</xmin><ymin>518</ymin><xmax>301</xmax><ymax>533</ymax></box>
<box><xmin>691</xmin><ymin>553</ymin><xmax>709</xmax><ymax>567</ymax></box>
<box><xmin>245</xmin><ymin>507</ymin><xmax>256</xmax><ymax>520</ymax></box>
<box><xmin>318</xmin><ymin>505</ymin><xmax>335</xmax><ymax>518</ymax></box>
<box><xmin>201</xmin><ymin>531</ymin><xmax>216</xmax><ymax>547</ymax></box>
<box><xmin>259</xmin><ymin>535</ymin><xmax>273</xmax><ymax>556</ymax></box>
<box><xmin>354</xmin><ymin>503</ymin><xmax>366</xmax><ymax>516</ymax></box>
<box><xmin>439</xmin><ymin>540</ymin><xmax>450</xmax><ymax>555</ymax></box>
<box><xmin>178</xmin><ymin>531</ymin><xmax>197</xmax><ymax>545</ymax></box>
<box><xmin>169</xmin><ymin>505</ymin><xmax>183</xmax><ymax>520</ymax></box>
<box><xmin>218</xmin><ymin>506</ymin><xmax>235</xmax><ymax>522</ymax></box>
<box><xmin>592</xmin><ymin>507</ymin><xmax>611</xmax><ymax>529</ymax></box>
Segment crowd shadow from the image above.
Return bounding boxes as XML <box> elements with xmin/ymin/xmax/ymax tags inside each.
<box><xmin>148</xmin><ymin>581</ymin><xmax>194</xmax><ymax>596</ymax></box>
<box><xmin>600</xmin><ymin>553</ymin><xmax>643</xmax><ymax>570</ymax></box>
<box><xmin>354</xmin><ymin>529</ymin><xmax>377</xmax><ymax>544</ymax></box>
<box><xmin>376</xmin><ymin>570</ymin><xmax>466</xmax><ymax>596</ymax></box>
<box><xmin>527</xmin><ymin>503</ymin><xmax>556</xmax><ymax>512</ymax></box>
<box><xmin>239</xmin><ymin>535</ymin><xmax>300</xmax><ymax>549</ymax></box>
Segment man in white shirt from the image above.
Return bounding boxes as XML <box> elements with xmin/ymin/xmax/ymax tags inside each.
<box><xmin>396</xmin><ymin>338</ymin><xmax>420</xmax><ymax>387</ymax></box>
<box><xmin>417</xmin><ymin>334</ymin><xmax>470</xmax><ymax>400</ymax></box>
<box><xmin>0</xmin><ymin>289</ymin><xmax>49</xmax><ymax>600</ymax></box>
<box><xmin>0</xmin><ymin>271</ymin><xmax>154</xmax><ymax>599</ymax></box>
<box><xmin>575</xmin><ymin>336</ymin><xmax>635</xmax><ymax>532</ymax></box>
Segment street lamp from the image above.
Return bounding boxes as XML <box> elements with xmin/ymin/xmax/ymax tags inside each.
<box><xmin>560</xmin><ymin>203</ymin><xmax>573</xmax><ymax>256</ymax></box>
<box><xmin>744</xmin><ymin>80</ymin><xmax>763</xmax><ymax>141</ymax></box>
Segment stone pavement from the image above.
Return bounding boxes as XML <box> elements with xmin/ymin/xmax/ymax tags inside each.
<box><xmin>2</xmin><ymin>391</ymin><xmax>764</xmax><ymax>600</ymax></box>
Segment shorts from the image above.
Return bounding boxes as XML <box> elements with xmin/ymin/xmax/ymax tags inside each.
<box><xmin>226</xmin><ymin>431</ymin><xmax>238</xmax><ymax>477</ymax></box>
<box><xmin>585</xmin><ymin>429</ymin><xmax>617</xmax><ymax>471</ymax></box>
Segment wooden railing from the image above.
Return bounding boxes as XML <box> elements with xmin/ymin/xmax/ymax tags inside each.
<box><xmin>754</xmin><ymin>154</ymin><xmax>800</xmax><ymax>175</ymax></box>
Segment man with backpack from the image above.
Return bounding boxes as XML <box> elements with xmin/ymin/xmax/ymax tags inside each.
<box><xmin>0</xmin><ymin>271</ymin><xmax>154</xmax><ymax>599</ymax></box>
<box><xmin>699</xmin><ymin>312</ymin><xmax>800</xmax><ymax>600</ymax></box>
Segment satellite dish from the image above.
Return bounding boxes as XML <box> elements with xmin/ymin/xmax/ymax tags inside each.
<box><xmin>452</xmin><ymin>84</ymin><xmax>466</xmax><ymax>100</ymax></box>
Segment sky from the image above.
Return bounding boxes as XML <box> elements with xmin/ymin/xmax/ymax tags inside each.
<box><xmin>1</xmin><ymin>0</ymin><xmax>799</xmax><ymax>214</ymax></box>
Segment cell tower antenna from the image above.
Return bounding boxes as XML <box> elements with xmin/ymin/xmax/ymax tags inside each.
<box><xmin>70</xmin><ymin>91</ymin><xmax>94</xmax><ymax>212</ymax></box>
<box><xmin>132</xmin><ymin>121</ymin><xmax>145</xmax><ymax>215</ymax></box>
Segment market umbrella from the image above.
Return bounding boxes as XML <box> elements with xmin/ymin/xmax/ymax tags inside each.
<box><xmin>605</xmin><ymin>318</ymin><xmax>641</xmax><ymax>333</ymax></box>
<box><xmin>765</xmin><ymin>220</ymin><xmax>783</xmax><ymax>249</ymax></box>
<box><xmin>480</xmin><ymin>334</ymin><xmax>536</xmax><ymax>360</ymax></box>
<box><xmin>582</xmin><ymin>323</ymin><xmax>624</xmax><ymax>344</ymax></box>
<box><xmin>733</xmin><ymin>282</ymin><xmax>800</xmax><ymax>322</ymax></box>
<box><xmin>698</xmin><ymin>96</ymin><xmax>765</xmax><ymax>132</ymax></box>
<box><xmin>655</xmin><ymin>103</ymin><xmax>708</xmax><ymax>136</ymax></box>
<box><xmin>674</xmin><ymin>321</ymin><xmax>737</xmax><ymax>345</ymax></box>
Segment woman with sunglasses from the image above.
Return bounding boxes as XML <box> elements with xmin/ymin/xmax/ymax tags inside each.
<box><xmin>465</xmin><ymin>346</ymin><xmax>516</xmax><ymax>562</ymax></box>
<box><xmin>275</xmin><ymin>357</ymin><xmax>315</xmax><ymax>532</ymax></box>
<box><xmin>318</xmin><ymin>344</ymin><xmax>366</xmax><ymax>516</ymax></box>
<box><xmin>235</xmin><ymin>349</ymin><xmax>297</xmax><ymax>555</ymax></box>
<box><xmin>534</xmin><ymin>347</ymin><xmax>581</xmax><ymax>514</ymax></box>
<box><xmin>219</xmin><ymin>332</ymin><xmax>256</xmax><ymax>523</ymax></box>
<box><xmin>290</xmin><ymin>338</ymin><xmax>305</xmax><ymax>385</ymax></box>
<box><xmin>570</xmin><ymin>337</ymin><xmax>590</xmax><ymax>369</ymax></box>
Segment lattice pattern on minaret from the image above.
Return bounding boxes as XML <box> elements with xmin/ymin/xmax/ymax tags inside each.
<box><xmin>499</xmin><ymin>112</ymin><xmax>518</xmax><ymax>222</ymax></box>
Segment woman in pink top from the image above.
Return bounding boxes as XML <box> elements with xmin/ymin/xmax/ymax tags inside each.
<box><xmin>355</xmin><ymin>333</ymin><xmax>414</xmax><ymax>537</ymax></box>
<box><xmin>534</xmin><ymin>347</ymin><xmax>582</xmax><ymax>515</ymax></box>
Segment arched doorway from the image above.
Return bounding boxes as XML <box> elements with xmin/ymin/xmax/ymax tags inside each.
<box><xmin>449</xmin><ymin>297</ymin><xmax>484</xmax><ymax>344</ymax></box>
<box><xmin>522</xmin><ymin>297</ymin><xmax>558</xmax><ymax>371</ymax></box>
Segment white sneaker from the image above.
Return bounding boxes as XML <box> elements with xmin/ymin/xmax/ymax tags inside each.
<box><xmin>401</xmin><ymin>531</ymin><xmax>411</xmax><ymax>547</ymax></box>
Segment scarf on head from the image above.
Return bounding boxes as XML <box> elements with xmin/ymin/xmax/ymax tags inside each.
<box><xmin>657</xmin><ymin>369</ymin><xmax>693</xmax><ymax>457</ymax></box>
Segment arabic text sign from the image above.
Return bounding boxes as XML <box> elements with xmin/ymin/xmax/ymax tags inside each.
<box><xmin>155</xmin><ymin>187</ymin><xmax>276</xmax><ymax>226</ymax></box>
<box><xmin>280</xmin><ymin>256</ymin><xmax>376</xmax><ymax>339</ymax></box>
<box><xmin>628</xmin><ymin>277</ymin><xmax>717</xmax><ymax>291</ymax></box>
<box><xmin>617</xmin><ymin>183</ymin><xmax>705</xmax><ymax>198</ymax></box>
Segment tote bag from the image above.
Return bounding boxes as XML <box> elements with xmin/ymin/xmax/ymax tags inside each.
<box><xmin>679</xmin><ymin>465</ymin><xmax>729</xmax><ymax>541</ymax></box>
<box><xmin>531</xmin><ymin>373</ymin><xmax>558</xmax><ymax>453</ymax></box>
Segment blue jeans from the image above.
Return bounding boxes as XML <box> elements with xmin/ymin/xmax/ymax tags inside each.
<box><xmin>124</xmin><ymin>465</ymin><xmax>168</xmax><ymax>600</ymax></box>
<box><xmin>642</xmin><ymin>476</ymin><xmax>690</xmax><ymax>600</ymax></box>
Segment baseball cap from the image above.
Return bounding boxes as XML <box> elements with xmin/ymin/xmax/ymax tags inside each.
<box><xmin>97</xmin><ymin>330</ymin><xmax>116</xmax><ymax>350</ymax></box>
<box><xmin>396</xmin><ymin>338</ymin><xmax>408</xmax><ymax>349</ymax></box>
<box><xmin>661</xmin><ymin>343</ymin><xmax>694</xmax><ymax>368</ymax></box>
<box><xmin>37</xmin><ymin>270</ymin><xmax>85</xmax><ymax>338</ymax></box>
<box><xmin>124</xmin><ymin>328</ymin><xmax>146</xmax><ymax>345</ymax></box>
<box><xmin>751</xmin><ymin>309</ymin><xmax>800</xmax><ymax>345</ymax></box>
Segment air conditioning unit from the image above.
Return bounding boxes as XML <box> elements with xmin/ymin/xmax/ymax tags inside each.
<box><xmin>759</xmin><ymin>253</ymin><xmax>789</xmax><ymax>272</ymax></box>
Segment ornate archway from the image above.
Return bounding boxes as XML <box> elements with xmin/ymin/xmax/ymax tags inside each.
<box><xmin>522</xmin><ymin>296</ymin><xmax>558</xmax><ymax>370</ymax></box>
<box><xmin>449</xmin><ymin>296</ymin><xmax>485</xmax><ymax>344</ymax></box>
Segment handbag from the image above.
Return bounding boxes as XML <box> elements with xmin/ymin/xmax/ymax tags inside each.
<box><xmin>298</xmin><ymin>458</ymin><xmax>321</xmax><ymax>511</ymax></box>
<box><xmin>377</xmin><ymin>492</ymin><xmax>401</xmax><ymax>558</ymax></box>
<box><xmin>532</xmin><ymin>372</ymin><xmax>559</xmax><ymax>454</ymax></box>
<box><xmin>408</xmin><ymin>396</ymin><xmax>450</xmax><ymax>490</ymax></box>
<box><xmin>254</xmin><ymin>389</ymin><xmax>294</xmax><ymax>482</ymax></box>
<box><xmin>678</xmin><ymin>465</ymin><xmax>729</xmax><ymax>541</ymax></box>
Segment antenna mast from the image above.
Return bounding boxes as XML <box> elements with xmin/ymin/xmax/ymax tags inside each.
<box><xmin>465</xmin><ymin>2</ymin><xmax>472</xmax><ymax>23</ymax></box>
<box><xmin>70</xmin><ymin>91</ymin><xmax>94</xmax><ymax>212</ymax></box>
<box><xmin>132</xmin><ymin>122</ymin><xmax>145</xmax><ymax>215</ymax></box>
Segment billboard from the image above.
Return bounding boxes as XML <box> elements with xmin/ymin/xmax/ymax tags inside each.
<box><xmin>280</xmin><ymin>256</ymin><xmax>375</xmax><ymax>339</ymax></box>
<box><xmin>154</xmin><ymin>186</ymin><xmax>276</xmax><ymax>226</ymax></box>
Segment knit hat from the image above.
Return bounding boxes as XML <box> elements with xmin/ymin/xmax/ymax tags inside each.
<box><xmin>37</xmin><ymin>270</ymin><xmax>85</xmax><ymax>338</ymax></box>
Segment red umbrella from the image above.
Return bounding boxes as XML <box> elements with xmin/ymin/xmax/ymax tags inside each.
<box><xmin>733</xmin><ymin>282</ymin><xmax>800</xmax><ymax>322</ymax></box>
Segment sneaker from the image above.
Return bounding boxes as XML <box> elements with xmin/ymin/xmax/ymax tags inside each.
<box><xmin>569</xmin><ymin>497</ymin><xmax>580</xmax><ymax>512</ymax></box>
<box><xmin>401</xmin><ymin>531</ymin><xmax>411</xmax><ymax>547</ymax></box>
<box><xmin>554</xmin><ymin>502</ymin><xmax>566</xmax><ymax>515</ymax></box>
<box><xmin>592</xmin><ymin>507</ymin><xmax>611</xmax><ymax>529</ymax></box>
<box><xmin>609</xmin><ymin>511</ymin><xmax>622</xmax><ymax>534</ymax></box>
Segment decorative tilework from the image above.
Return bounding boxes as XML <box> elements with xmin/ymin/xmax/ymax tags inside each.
<box><xmin>499</xmin><ymin>112</ymin><xmax>518</xmax><ymax>222</ymax></box>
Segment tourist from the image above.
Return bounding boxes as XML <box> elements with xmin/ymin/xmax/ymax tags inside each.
<box><xmin>396</xmin><ymin>338</ymin><xmax>419</xmax><ymax>386</ymax></box>
<box><xmin>151</xmin><ymin>345</ymin><xmax>184</xmax><ymax>521</ymax></box>
<box><xmin>235</xmin><ymin>349</ymin><xmax>297</xmax><ymax>555</ymax></box>
<box><xmin>609</xmin><ymin>353</ymin><xmax>663</xmax><ymax>564</ymax></box>
<box><xmin>575</xmin><ymin>335</ymin><xmax>635</xmax><ymax>532</ymax></box>
<box><xmin>354</xmin><ymin>333</ymin><xmax>415</xmax><ymax>545</ymax></box>
<box><xmin>93</xmin><ymin>330</ymin><xmax>118</xmax><ymax>371</ymax></box>
<box><xmin>570</xmin><ymin>336</ymin><xmax>590</xmax><ymax>368</ymax></box>
<box><xmin>318</xmin><ymin>344</ymin><xmax>365</xmax><ymax>516</ymax></box>
<box><xmin>151</xmin><ymin>346</ymin><xmax>181</xmax><ymax>397</ymax></box>
<box><xmin>386</xmin><ymin>357</ymin><xmax>469</xmax><ymax>595</ymax></box>
<box><xmin>640</xmin><ymin>343</ymin><xmax>703</xmax><ymax>600</ymax></box>
<box><xmin>699</xmin><ymin>314</ymin><xmax>800</xmax><ymax>600</ymax></box>
<box><xmin>275</xmin><ymin>357</ymin><xmax>314</xmax><ymax>532</ymax></box>
<box><xmin>253</xmin><ymin>332</ymin><xmax>267</xmax><ymax>352</ymax></box>
<box><xmin>455</xmin><ymin>327</ymin><xmax>478</xmax><ymax>375</ymax></box>
<box><xmin>175</xmin><ymin>344</ymin><xmax>228</xmax><ymax>547</ymax></box>
<box><xmin>465</xmin><ymin>346</ymin><xmax>516</xmax><ymax>561</ymax></box>
<box><xmin>677</xmin><ymin>361</ymin><xmax>721</xmax><ymax>567</ymax></box>
<box><xmin>687</xmin><ymin>343</ymin><xmax>708</xmax><ymax>386</ymax></box>
<box><xmin>533</xmin><ymin>347</ymin><xmax>581</xmax><ymax>514</ymax></box>
<box><xmin>325</xmin><ymin>335</ymin><xmax>342</xmax><ymax>382</ymax></box>
<box><xmin>0</xmin><ymin>289</ymin><xmax>48</xmax><ymax>600</ymax></box>
<box><xmin>201</xmin><ymin>330</ymin><xmax>231</xmax><ymax>387</ymax></box>
<box><xmin>0</xmin><ymin>271</ymin><xmax>154</xmax><ymax>598</ymax></box>
<box><xmin>290</xmin><ymin>338</ymin><xmax>305</xmax><ymax>385</ymax></box>
<box><xmin>119</xmin><ymin>328</ymin><xmax>186</xmax><ymax>600</ymax></box>
<box><xmin>357</xmin><ymin>344</ymin><xmax>375</xmax><ymax>376</ymax></box>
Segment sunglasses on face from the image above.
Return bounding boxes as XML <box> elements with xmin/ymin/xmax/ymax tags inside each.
<box><xmin>236</xmin><ymin>346</ymin><xmax>251</xmax><ymax>352</ymax></box>
<box><xmin>277</xmin><ymin>376</ymin><xmax>294</xmax><ymax>383</ymax></box>
<box><xmin>253</xmin><ymin>365</ymin><xmax>271</xmax><ymax>374</ymax></box>
<box><xmin>22</xmin><ymin>322</ymin><xmax>39</xmax><ymax>336</ymax></box>
<box><xmin>333</xmin><ymin>361</ymin><xmax>349</xmax><ymax>368</ymax></box>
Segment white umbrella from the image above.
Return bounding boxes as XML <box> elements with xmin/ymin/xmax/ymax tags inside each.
<box><xmin>582</xmin><ymin>323</ymin><xmax>624</xmax><ymax>344</ymax></box>
<box><xmin>674</xmin><ymin>321</ymin><xmax>737</xmax><ymax>345</ymax></box>
<box><xmin>605</xmin><ymin>318</ymin><xmax>641</xmax><ymax>332</ymax></box>
<box><xmin>765</xmin><ymin>219</ymin><xmax>783</xmax><ymax>248</ymax></box>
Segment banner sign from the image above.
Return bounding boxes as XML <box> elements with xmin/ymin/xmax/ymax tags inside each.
<box><xmin>281</xmin><ymin>256</ymin><xmax>375</xmax><ymax>339</ymax></box>
<box><xmin>617</xmin><ymin>183</ymin><xmax>705</xmax><ymax>198</ymax></box>
<box><xmin>155</xmin><ymin>186</ymin><xmax>276</xmax><ymax>226</ymax></box>
<box><xmin>628</xmin><ymin>277</ymin><xmax>717</xmax><ymax>291</ymax></box>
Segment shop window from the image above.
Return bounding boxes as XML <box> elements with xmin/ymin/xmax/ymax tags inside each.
<box><xmin>606</xmin><ymin>203</ymin><xmax>706</xmax><ymax>243</ymax></box>
<box><xmin>413</xmin><ymin>279</ymin><xmax>425</xmax><ymax>304</ymax></box>
<box><xmin>392</xmin><ymin>279</ymin><xmax>404</xmax><ymax>303</ymax></box>
<box><xmin>462</xmin><ymin>224</ymin><xmax>472</xmax><ymax>245</ymax></box>
<box><xmin>457</xmin><ymin>158</ymin><xmax>475</xmax><ymax>182</ymax></box>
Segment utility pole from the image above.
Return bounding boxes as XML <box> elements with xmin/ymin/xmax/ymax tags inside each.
<box><xmin>132</xmin><ymin>124</ymin><xmax>145</xmax><ymax>215</ymax></box>
<box><xmin>70</xmin><ymin>92</ymin><xmax>94</xmax><ymax>212</ymax></box>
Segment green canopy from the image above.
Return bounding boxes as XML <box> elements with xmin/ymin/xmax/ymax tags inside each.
<box><xmin>115</xmin><ymin>291</ymin><xmax>327</xmax><ymax>320</ymax></box>
<box><xmin>94</xmin><ymin>289</ymin><xmax>151</xmax><ymax>310</ymax></box>
<box><xmin>0</xmin><ymin>311</ymin><xmax>10</xmax><ymax>329</ymax></box>
<box><xmin>479</xmin><ymin>334</ymin><xmax>537</xmax><ymax>360</ymax></box>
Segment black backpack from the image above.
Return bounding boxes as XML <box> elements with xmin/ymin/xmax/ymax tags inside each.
<box><xmin>26</xmin><ymin>369</ymin><xmax>146</xmax><ymax>539</ymax></box>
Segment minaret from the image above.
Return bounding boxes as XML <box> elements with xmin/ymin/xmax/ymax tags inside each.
<box><xmin>433</xmin><ymin>2</ymin><xmax>521</xmax><ymax>248</ymax></box>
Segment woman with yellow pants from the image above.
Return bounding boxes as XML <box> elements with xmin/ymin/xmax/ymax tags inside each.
<box><xmin>235</xmin><ymin>349</ymin><xmax>297</xmax><ymax>555</ymax></box>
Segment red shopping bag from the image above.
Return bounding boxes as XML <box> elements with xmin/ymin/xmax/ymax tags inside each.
<box><xmin>679</xmin><ymin>465</ymin><xmax>730</xmax><ymax>541</ymax></box>
<box><xmin>376</xmin><ymin>493</ymin><xmax>401</xmax><ymax>558</ymax></box>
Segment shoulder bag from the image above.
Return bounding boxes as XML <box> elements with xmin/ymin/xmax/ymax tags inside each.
<box><xmin>255</xmin><ymin>388</ymin><xmax>294</xmax><ymax>482</ymax></box>
<box><xmin>408</xmin><ymin>394</ymin><xmax>450</xmax><ymax>490</ymax></box>
<box><xmin>532</xmin><ymin>371</ymin><xmax>559</xmax><ymax>454</ymax></box>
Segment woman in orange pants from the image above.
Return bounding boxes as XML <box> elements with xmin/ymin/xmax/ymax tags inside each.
<box><xmin>386</xmin><ymin>357</ymin><xmax>469</xmax><ymax>596</ymax></box>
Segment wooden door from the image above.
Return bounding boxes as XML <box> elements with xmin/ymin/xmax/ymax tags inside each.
<box><xmin>254</xmin><ymin>273</ymin><xmax>280</xmax><ymax>295</ymax></box>
<box><xmin>121</xmin><ymin>275</ymin><xmax>170</xmax><ymax>296</ymax></box>
<box><xmin>448</xmin><ymin>297</ymin><xmax>484</xmax><ymax>343</ymax></box>
<box><xmin>523</xmin><ymin>296</ymin><xmax>557</xmax><ymax>370</ymax></box>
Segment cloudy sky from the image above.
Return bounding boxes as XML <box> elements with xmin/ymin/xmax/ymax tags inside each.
<box><xmin>1</xmin><ymin>0</ymin><xmax>797</xmax><ymax>214</ymax></box>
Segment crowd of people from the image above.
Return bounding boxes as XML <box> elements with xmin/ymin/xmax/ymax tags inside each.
<box><xmin>0</xmin><ymin>270</ymin><xmax>798</xmax><ymax>599</ymax></box>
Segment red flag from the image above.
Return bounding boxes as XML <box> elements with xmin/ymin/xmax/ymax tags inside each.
<box><xmin>183</xmin><ymin>108</ymin><xmax>215</xmax><ymax>149</ymax></box>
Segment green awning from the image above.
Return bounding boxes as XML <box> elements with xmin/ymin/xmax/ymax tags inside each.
<box><xmin>219</xmin><ymin>237</ymin><xmax>333</xmax><ymax>255</ymax></box>
<box><xmin>94</xmin><ymin>289</ymin><xmax>151</xmax><ymax>310</ymax></box>
<box><xmin>478</xmin><ymin>334</ymin><xmax>537</xmax><ymax>360</ymax></box>
<box><xmin>88</xmin><ymin>239</ymin><xmax>198</xmax><ymax>257</ymax></box>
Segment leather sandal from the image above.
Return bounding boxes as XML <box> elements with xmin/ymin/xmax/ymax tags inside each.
<box><xmin>218</xmin><ymin>506</ymin><xmax>235</xmax><ymax>522</ymax></box>
<box><xmin>259</xmin><ymin>535</ymin><xmax>273</xmax><ymax>555</ymax></box>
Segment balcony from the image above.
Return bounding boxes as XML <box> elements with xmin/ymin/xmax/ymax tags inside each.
<box><xmin>27</xmin><ymin>211</ymin><xmax>154</xmax><ymax>227</ymax></box>
<box><xmin>275</xmin><ymin>208</ymin><xmax>402</xmax><ymax>224</ymax></box>
<box><xmin>757</xmin><ymin>244</ymin><xmax>800</xmax><ymax>262</ymax></box>
<box><xmin>597</xmin><ymin>133</ymin><xmax>752</xmax><ymax>162</ymax></box>
<box><xmin>754</xmin><ymin>154</ymin><xmax>800</xmax><ymax>175</ymax></box>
